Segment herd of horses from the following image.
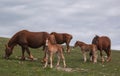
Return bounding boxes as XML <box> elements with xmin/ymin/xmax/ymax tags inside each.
<box><xmin>4</xmin><ymin>30</ymin><xmax>111</xmax><ymax>68</ymax></box>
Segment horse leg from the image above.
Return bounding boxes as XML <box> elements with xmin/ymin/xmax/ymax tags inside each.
<box><xmin>56</xmin><ymin>53</ymin><xmax>60</xmax><ymax>67</ymax></box>
<box><xmin>60</xmin><ymin>52</ymin><xmax>66</xmax><ymax>68</ymax></box>
<box><xmin>82</xmin><ymin>51</ymin><xmax>87</xmax><ymax>62</ymax></box>
<box><xmin>100</xmin><ymin>50</ymin><xmax>104</xmax><ymax>63</ymax></box>
<box><xmin>21</xmin><ymin>47</ymin><xmax>25</xmax><ymax>60</ymax></box>
<box><xmin>92</xmin><ymin>50</ymin><xmax>97</xmax><ymax>63</ymax></box>
<box><xmin>42</xmin><ymin>46</ymin><xmax>48</xmax><ymax>63</ymax></box>
<box><xmin>44</xmin><ymin>52</ymin><xmax>48</xmax><ymax>68</ymax></box>
<box><xmin>50</xmin><ymin>52</ymin><xmax>53</xmax><ymax>68</ymax></box>
<box><xmin>25</xmin><ymin>47</ymin><xmax>34</xmax><ymax>60</ymax></box>
<box><xmin>66</xmin><ymin>42</ymin><xmax>70</xmax><ymax>53</ymax></box>
<box><xmin>106</xmin><ymin>49</ymin><xmax>111</xmax><ymax>62</ymax></box>
<box><xmin>89</xmin><ymin>51</ymin><xmax>93</xmax><ymax>62</ymax></box>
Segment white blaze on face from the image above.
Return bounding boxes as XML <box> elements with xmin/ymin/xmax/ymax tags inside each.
<box><xmin>46</xmin><ymin>39</ymin><xmax>48</xmax><ymax>46</ymax></box>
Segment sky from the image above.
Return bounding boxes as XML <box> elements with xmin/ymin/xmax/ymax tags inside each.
<box><xmin>0</xmin><ymin>0</ymin><xmax>120</xmax><ymax>50</ymax></box>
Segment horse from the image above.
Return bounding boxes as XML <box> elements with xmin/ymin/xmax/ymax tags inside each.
<box><xmin>50</xmin><ymin>32</ymin><xmax>73</xmax><ymax>53</ymax></box>
<box><xmin>44</xmin><ymin>34</ymin><xmax>66</xmax><ymax>68</ymax></box>
<box><xmin>74</xmin><ymin>41</ymin><xmax>98</xmax><ymax>63</ymax></box>
<box><xmin>4</xmin><ymin>30</ymin><xmax>50</xmax><ymax>60</ymax></box>
<box><xmin>92</xmin><ymin>35</ymin><xmax>111</xmax><ymax>63</ymax></box>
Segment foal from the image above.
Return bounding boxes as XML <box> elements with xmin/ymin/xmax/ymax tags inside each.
<box><xmin>44</xmin><ymin>35</ymin><xmax>66</xmax><ymax>68</ymax></box>
<box><xmin>74</xmin><ymin>41</ymin><xmax>97</xmax><ymax>63</ymax></box>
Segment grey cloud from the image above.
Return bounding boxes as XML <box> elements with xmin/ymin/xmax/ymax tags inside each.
<box><xmin>0</xmin><ymin>0</ymin><xmax>120</xmax><ymax>50</ymax></box>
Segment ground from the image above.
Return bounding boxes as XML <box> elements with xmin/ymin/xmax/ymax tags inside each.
<box><xmin>0</xmin><ymin>37</ymin><xmax>120</xmax><ymax>76</ymax></box>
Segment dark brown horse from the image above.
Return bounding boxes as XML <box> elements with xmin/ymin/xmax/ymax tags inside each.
<box><xmin>50</xmin><ymin>32</ymin><xmax>73</xmax><ymax>53</ymax></box>
<box><xmin>4</xmin><ymin>30</ymin><xmax>50</xmax><ymax>60</ymax></box>
<box><xmin>44</xmin><ymin>34</ymin><xmax>66</xmax><ymax>68</ymax></box>
<box><xmin>74</xmin><ymin>41</ymin><xmax>98</xmax><ymax>63</ymax></box>
<box><xmin>92</xmin><ymin>35</ymin><xmax>111</xmax><ymax>63</ymax></box>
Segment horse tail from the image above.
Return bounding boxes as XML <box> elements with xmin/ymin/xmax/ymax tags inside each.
<box><xmin>70</xmin><ymin>35</ymin><xmax>73</xmax><ymax>40</ymax></box>
<box><xmin>107</xmin><ymin>44</ymin><xmax>111</xmax><ymax>51</ymax></box>
<box><xmin>62</xmin><ymin>46</ymin><xmax>65</xmax><ymax>52</ymax></box>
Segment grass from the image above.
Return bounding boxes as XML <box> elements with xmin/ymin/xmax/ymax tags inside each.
<box><xmin>0</xmin><ymin>37</ymin><xmax>120</xmax><ymax>76</ymax></box>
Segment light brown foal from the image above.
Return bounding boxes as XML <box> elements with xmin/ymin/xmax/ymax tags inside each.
<box><xmin>74</xmin><ymin>41</ymin><xmax>98</xmax><ymax>63</ymax></box>
<box><xmin>44</xmin><ymin>35</ymin><xmax>66</xmax><ymax>68</ymax></box>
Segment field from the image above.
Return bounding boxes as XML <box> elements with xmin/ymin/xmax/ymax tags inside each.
<box><xmin>0</xmin><ymin>37</ymin><xmax>120</xmax><ymax>76</ymax></box>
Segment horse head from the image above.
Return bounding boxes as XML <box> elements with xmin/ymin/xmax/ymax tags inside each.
<box><xmin>92</xmin><ymin>35</ymin><xmax>99</xmax><ymax>44</ymax></box>
<box><xmin>74</xmin><ymin>41</ymin><xmax>80</xmax><ymax>48</ymax></box>
<box><xmin>4</xmin><ymin>44</ymin><xmax>12</xmax><ymax>59</ymax></box>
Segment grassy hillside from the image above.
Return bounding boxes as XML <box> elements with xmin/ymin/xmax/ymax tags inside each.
<box><xmin>0</xmin><ymin>37</ymin><xmax>120</xmax><ymax>76</ymax></box>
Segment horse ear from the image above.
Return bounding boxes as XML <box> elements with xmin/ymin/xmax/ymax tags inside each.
<box><xmin>95</xmin><ymin>34</ymin><xmax>99</xmax><ymax>37</ymax></box>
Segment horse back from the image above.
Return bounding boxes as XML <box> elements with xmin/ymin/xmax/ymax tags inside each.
<box><xmin>51</xmin><ymin>33</ymin><xmax>65</xmax><ymax>44</ymax></box>
<box><xmin>11</xmin><ymin>30</ymin><xmax>49</xmax><ymax>48</ymax></box>
<box><xmin>51</xmin><ymin>32</ymin><xmax>72</xmax><ymax>44</ymax></box>
<box><xmin>98</xmin><ymin>36</ymin><xmax>111</xmax><ymax>50</ymax></box>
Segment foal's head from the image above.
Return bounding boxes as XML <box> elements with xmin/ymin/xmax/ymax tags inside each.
<box><xmin>74</xmin><ymin>41</ymin><xmax>86</xmax><ymax>48</ymax></box>
<box><xmin>74</xmin><ymin>41</ymin><xmax>80</xmax><ymax>48</ymax></box>
<box><xmin>45</xmin><ymin>34</ymin><xmax>56</xmax><ymax>46</ymax></box>
<box><xmin>45</xmin><ymin>38</ymin><xmax>49</xmax><ymax>46</ymax></box>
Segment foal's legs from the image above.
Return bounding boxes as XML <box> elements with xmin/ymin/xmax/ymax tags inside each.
<box><xmin>92</xmin><ymin>51</ymin><xmax>98</xmax><ymax>63</ymax></box>
<box><xmin>44</xmin><ymin>52</ymin><xmax>48</xmax><ymax>68</ymax></box>
<box><xmin>82</xmin><ymin>51</ymin><xmax>87</xmax><ymax>62</ymax></box>
<box><xmin>89</xmin><ymin>51</ymin><xmax>93</xmax><ymax>62</ymax></box>
<box><xmin>56</xmin><ymin>53</ymin><xmax>61</xmax><ymax>67</ymax></box>
<box><xmin>60</xmin><ymin>53</ymin><xmax>66</xmax><ymax>68</ymax></box>
<box><xmin>50</xmin><ymin>52</ymin><xmax>53</xmax><ymax>68</ymax></box>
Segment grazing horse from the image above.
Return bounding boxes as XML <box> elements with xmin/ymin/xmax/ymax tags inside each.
<box><xmin>44</xmin><ymin>34</ymin><xmax>66</xmax><ymax>68</ymax></box>
<box><xmin>92</xmin><ymin>35</ymin><xmax>111</xmax><ymax>63</ymax></box>
<box><xmin>50</xmin><ymin>32</ymin><xmax>73</xmax><ymax>53</ymax></box>
<box><xmin>4</xmin><ymin>30</ymin><xmax>50</xmax><ymax>60</ymax></box>
<box><xmin>74</xmin><ymin>41</ymin><xmax>98</xmax><ymax>63</ymax></box>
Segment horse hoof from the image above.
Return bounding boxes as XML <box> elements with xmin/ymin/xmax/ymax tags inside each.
<box><xmin>102</xmin><ymin>61</ymin><xmax>104</xmax><ymax>64</ymax></box>
<box><xmin>106</xmin><ymin>58</ymin><xmax>111</xmax><ymax>62</ymax></box>
<box><xmin>106</xmin><ymin>59</ymin><xmax>111</xmax><ymax>62</ymax></box>
<box><xmin>28</xmin><ymin>57</ymin><xmax>34</xmax><ymax>61</ymax></box>
<box><xmin>20</xmin><ymin>57</ymin><xmax>25</xmax><ymax>60</ymax></box>
<box><xmin>41</xmin><ymin>60</ymin><xmax>46</xmax><ymax>63</ymax></box>
<box><xmin>50</xmin><ymin>66</ymin><xmax>53</xmax><ymax>68</ymax></box>
<box><xmin>63</xmin><ymin>65</ymin><xmax>67</xmax><ymax>68</ymax></box>
<box><xmin>56</xmin><ymin>65</ymin><xmax>59</xmax><ymax>67</ymax></box>
<box><xmin>43</xmin><ymin>66</ymin><xmax>46</xmax><ymax>69</ymax></box>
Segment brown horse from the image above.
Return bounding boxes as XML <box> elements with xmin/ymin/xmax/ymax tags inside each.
<box><xmin>4</xmin><ymin>30</ymin><xmax>50</xmax><ymax>60</ymax></box>
<box><xmin>74</xmin><ymin>41</ymin><xmax>98</xmax><ymax>63</ymax></box>
<box><xmin>92</xmin><ymin>35</ymin><xmax>111</xmax><ymax>63</ymax></box>
<box><xmin>44</xmin><ymin>34</ymin><xmax>66</xmax><ymax>68</ymax></box>
<box><xmin>50</xmin><ymin>32</ymin><xmax>73</xmax><ymax>53</ymax></box>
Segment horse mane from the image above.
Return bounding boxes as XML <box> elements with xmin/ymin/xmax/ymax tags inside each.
<box><xmin>92</xmin><ymin>35</ymin><xmax>100</xmax><ymax>44</ymax></box>
<box><xmin>76</xmin><ymin>41</ymin><xmax>86</xmax><ymax>46</ymax></box>
<box><xmin>50</xmin><ymin>32</ymin><xmax>56</xmax><ymax>35</ymax></box>
<box><xmin>8</xmin><ymin>30</ymin><xmax>29</xmax><ymax>47</ymax></box>
<box><xmin>95</xmin><ymin>35</ymin><xmax>99</xmax><ymax>38</ymax></box>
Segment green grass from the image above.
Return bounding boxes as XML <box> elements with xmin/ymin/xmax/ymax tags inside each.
<box><xmin>0</xmin><ymin>37</ymin><xmax>120</xmax><ymax>76</ymax></box>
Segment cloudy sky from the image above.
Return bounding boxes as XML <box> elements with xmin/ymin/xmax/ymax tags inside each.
<box><xmin>0</xmin><ymin>0</ymin><xmax>120</xmax><ymax>50</ymax></box>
